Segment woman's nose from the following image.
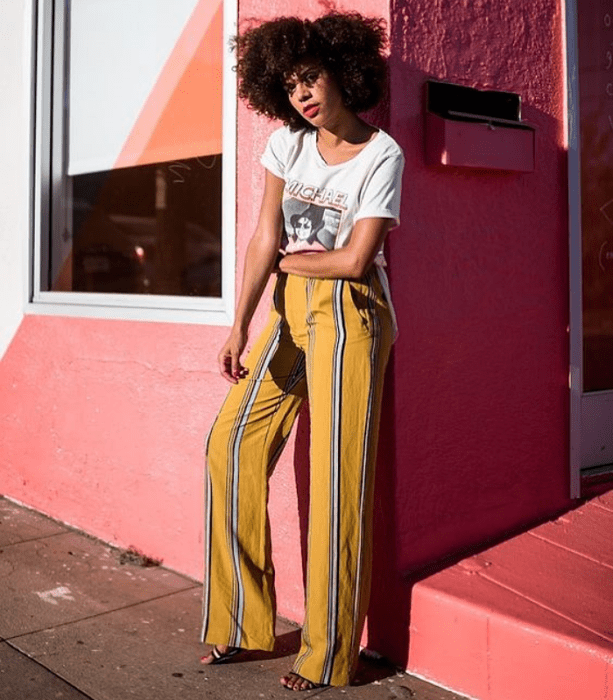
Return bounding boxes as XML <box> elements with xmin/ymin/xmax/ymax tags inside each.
<box><xmin>295</xmin><ymin>82</ymin><xmax>311</xmax><ymax>101</ymax></box>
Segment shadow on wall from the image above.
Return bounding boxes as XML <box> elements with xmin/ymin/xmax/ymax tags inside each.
<box><xmin>288</xmin><ymin>0</ymin><xmax>572</xmax><ymax>671</ymax></box>
<box><xmin>365</xmin><ymin>0</ymin><xmax>573</xmax><ymax>669</ymax></box>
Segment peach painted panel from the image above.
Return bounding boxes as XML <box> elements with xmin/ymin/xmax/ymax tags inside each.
<box><xmin>69</xmin><ymin>0</ymin><xmax>222</xmax><ymax>175</ymax></box>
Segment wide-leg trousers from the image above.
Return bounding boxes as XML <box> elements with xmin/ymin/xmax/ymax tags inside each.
<box><xmin>201</xmin><ymin>270</ymin><xmax>393</xmax><ymax>687</ymax></box>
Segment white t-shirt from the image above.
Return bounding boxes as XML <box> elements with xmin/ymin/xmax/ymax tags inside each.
<box><xmin>260</xmin><ymin>126</ymin><xmax>404</xmax><ymax>262</ymax></box>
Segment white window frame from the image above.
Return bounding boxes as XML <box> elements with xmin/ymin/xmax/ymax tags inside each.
<box><xmin>27</xmin><ymin>0</ymin><xmax>236</xmax><ymax>326</ymax></box>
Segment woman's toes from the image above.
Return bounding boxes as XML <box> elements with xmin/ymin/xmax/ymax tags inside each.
<box><xmin>280</xmin><ymin>672</ymin><xmax>317</xmax><ymax>691</ymax></box>
<box><xmin>297</xmin><ymin>676</ymin><xmax>311</xmax><ymax>690</ymax></box>
<box><xmin>281</xmin><ymin>672</ymin><xmax>298</xmax><ymax>690</ymax></box>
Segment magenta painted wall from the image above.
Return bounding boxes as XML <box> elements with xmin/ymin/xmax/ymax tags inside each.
<box><xmin>367</xmin><ymin>0</ymin><xmax>571</xmax><ymax>666</ymax></box>
<box><xmin>0</xmin><ymin>0</ymin><xmax>571</xmax><ymax>668</ymax></box>
<box><xmin>387</xmin><ymin>0</ymin><xmax>570</xmax><ymax>569</ymax></box>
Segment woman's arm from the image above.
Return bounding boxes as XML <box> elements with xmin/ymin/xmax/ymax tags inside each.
<box><xmin>278</xmin><ymin>217</ymin><xmax>393</xmax><ymax>279</ymax></box>
<box><xmin>218</xmin><ymin>170</ymin><xmax>284</xmax><ymax>383</ymax></box>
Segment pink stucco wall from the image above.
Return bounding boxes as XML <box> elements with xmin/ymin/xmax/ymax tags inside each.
<box><xmin>0</xmin><ymin>0</ymin><xmax>571</xmax><ymax>669</ymax></box>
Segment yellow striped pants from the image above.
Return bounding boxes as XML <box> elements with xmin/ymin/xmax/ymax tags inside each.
<box><xmin>201</xmin><ymin>270</ymin><xmax>393</xmax><ymax>686</ymax></box>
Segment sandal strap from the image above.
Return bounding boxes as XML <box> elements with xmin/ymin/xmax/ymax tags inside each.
<box><xmin>211</xmin><ymin>646</ymin><xmax>240</xmax><ymax>663</ymax></box>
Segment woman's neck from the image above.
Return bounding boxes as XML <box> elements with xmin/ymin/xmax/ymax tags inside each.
<box><xmin>316</xmin><ymin>113</ymin><xmax>375</xmax><ymax>150</ymax></box>
<box><xmin>315</xmin><ymin>113</ymin><xmax>378</xmax><ymax>166</ymax></box>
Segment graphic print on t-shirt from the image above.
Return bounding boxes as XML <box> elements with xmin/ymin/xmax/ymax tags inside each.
<box><xmin>282</xmin><ymin>195</ymin><xmax>345</xmax><ymax>254</ymax></box>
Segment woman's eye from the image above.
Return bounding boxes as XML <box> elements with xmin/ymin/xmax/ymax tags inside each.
<box><xmin>304</xmin><ymin>72</ymin><xmax>319</xmax><ymax>85</ymax></box>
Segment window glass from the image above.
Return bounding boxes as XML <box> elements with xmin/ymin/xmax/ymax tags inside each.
<box><xmin>46</xmin><ymin>0</ymin><xmax>224</xmax><ymax>299</ymax></box>
<box><xmin>577</xmin><ymin>0</ymin><xmax>613</xmax><ymax>391</ymax></box>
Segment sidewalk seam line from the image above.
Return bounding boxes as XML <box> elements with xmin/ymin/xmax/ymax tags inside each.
<box><xmin>5</xmin><ymin>584</ymin><xmax>200</xmax><ymax>641</ymax></box>
<box><xmin>0</xmin><ymin>531</ymin><xmax>71</xmax><ymax>547</ymax></box>
<box><xmin>3</xmin><ymin>639</ymin><xmax>97</xmax><ymax>700</ymax></box>
<box><xmin>2</xmin><ymin>529</ymin><xmax>201</xmax><ymax>587</ymax></box>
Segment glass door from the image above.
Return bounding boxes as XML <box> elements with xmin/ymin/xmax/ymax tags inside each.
<box><xmin>568</xmin><ymin>0</ymin><xmax>613</xmax><ymax>495</ymax></box>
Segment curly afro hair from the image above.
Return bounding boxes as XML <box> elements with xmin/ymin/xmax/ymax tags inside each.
<box><xmin>233</xmin><ymin>12</ymin><xmax>388</xmax><ymax>130</ymax></box>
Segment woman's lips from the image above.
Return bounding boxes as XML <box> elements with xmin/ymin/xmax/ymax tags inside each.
<box><xmin>303</xmin><ymin>104</ymin><xmax>320</xmax><ymax>118</ymax></box>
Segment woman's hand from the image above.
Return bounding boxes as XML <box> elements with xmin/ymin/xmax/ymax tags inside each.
<box><xmin>272</xmin><ymin>250</ymin><xmax>286</xmax><ymax>273</ymax></box>
<box><xmin>218</xmin><ymin>327</ymin><xmax>249</xmax><ymax>384</ymax></box>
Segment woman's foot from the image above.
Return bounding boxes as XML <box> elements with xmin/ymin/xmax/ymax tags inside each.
<box><xmin>200</xmin><ymin>645</ymin><xmax>241</xmax><ymax>664</ymax></box>
<box><xmin>280</xmin><ymin>671</ymin><xmax>326</xmax><ymax>691</ymax></box>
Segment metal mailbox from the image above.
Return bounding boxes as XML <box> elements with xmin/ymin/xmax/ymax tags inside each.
<box><xmin>424</xmin><ymin>80</ymin><xmax>535</xmax><ymax>173</ymax></box>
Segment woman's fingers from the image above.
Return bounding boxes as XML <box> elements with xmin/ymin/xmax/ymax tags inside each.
<box><xmin>220</xmin><ymin>352</ymin><xmax>237</xmax><ymax>383</ymax></box>
<box><xmin>218</xmin><ymin>338</ymin><xmax>249</xmax><ymax>384</ymax></box>
<box><xmin>236</xmin><ymin>365</ymin><xmax>249</xmax><ymax>380</ymax></box>
<box><xmin>230</xmin><ymin>353</ymin><xmax>249</xmax><ymax>382</ymax></box>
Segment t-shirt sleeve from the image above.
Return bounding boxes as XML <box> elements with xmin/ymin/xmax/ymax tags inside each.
<box><xmin>260</xmin><ymin>128</ymin><xmax>289</xmax><ymax>179</ymax></box>
<box><xmin>354</xmin><ymin>152</ymin><xmax>405</xmax><ymax>227</ymax></box>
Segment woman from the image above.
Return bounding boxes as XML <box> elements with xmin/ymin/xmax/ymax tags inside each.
<box><xmin>200</xmin><ymin>12</ymin><xmax>404</xmax><ymax>691</ymax></box>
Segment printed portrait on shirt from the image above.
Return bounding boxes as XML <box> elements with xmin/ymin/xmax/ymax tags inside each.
<box><xmin>282</xmin><ymin>197</ymin><xmax>343</xmax><ymax>253</ymax></box>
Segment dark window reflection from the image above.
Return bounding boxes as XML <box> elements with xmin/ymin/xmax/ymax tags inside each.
<box><xmin>577</xmin><ymin>2</ymin><xmax>613</xmax><ymax>392</ymax></box>
<box><xmin>51</xmin><ymin>155</ymin><xmax>222</xmax><ymax>297</ymax></box>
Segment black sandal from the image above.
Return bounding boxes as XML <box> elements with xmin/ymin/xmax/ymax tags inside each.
<box><xmin>201</xmin><ymin>646</ymin><xmax>241</xmax><ymax>664</ymax></box>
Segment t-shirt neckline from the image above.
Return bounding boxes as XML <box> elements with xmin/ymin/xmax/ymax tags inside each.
<box><xmin>310</xmin><ymin>129</ymin><xmax>382</xmax><ymax>169</ymax></box>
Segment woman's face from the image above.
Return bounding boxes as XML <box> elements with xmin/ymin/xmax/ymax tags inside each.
<box><xmin>293</xmin><ymin>216</ymin><xmax>312</xmax><ymax>240</ymax></box>
<box><xmin>284</xmin><ymin>63</ymin><xmax>345</xmax><ymax>128</ymax></box>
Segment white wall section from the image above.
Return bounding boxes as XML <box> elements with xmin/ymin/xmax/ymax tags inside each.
<box><xmin>0</xmin><ymin>1</ymin><xmax>31</xmax><ymax>360</ymax></box>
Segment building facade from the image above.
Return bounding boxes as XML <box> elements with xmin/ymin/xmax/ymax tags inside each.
<box><xmin>1</xmin><ymin>0</ymin><xmax>610</xmax><ymax>680</ymax></box>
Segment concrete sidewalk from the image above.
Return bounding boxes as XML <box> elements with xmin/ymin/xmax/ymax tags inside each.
<box><xmin>0</xmin><ymin>497</ymin><xmax>464</xmax><ymax>700</ymax></box>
